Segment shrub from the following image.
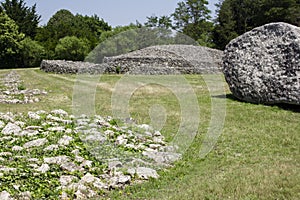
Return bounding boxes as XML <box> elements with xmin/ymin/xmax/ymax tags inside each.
<box><xmin>20</xmin><ymin>37</ymin><xmax>46</xmax><ymax>67</ymax></box>
<box><xmin>55</xmin><ymin>36</ymin><xmax>90</xmax><ymax>61</ymax></box>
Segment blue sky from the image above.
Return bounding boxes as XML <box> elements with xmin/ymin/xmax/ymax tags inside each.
<box><xmin>25</xmin><ymin>0</ymin><xmax>219</xmax><ymax>27</ymax></box>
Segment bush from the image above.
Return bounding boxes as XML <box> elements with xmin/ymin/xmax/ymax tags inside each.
<box><xmin>55</xmin><ymin>36</ymin><xmax>90</xmax><ymax>61</ymax></box>
<box><xmin>20</xmin><ymin>37</ymin><xmax>46</xmax><ymax>67</ymax></box>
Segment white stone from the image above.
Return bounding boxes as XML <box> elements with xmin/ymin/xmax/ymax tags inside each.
<box><xmin>0</xmin><ymin>191</ymin><xmax>12</xmax><ymax>200</ymax></box>
<box><xmin>36</xmin><ymin>164</ymin><xmax>50</xmax><ymax>173</ymax></box>
<box><xmin>115</xmin><ymin>135</ymin><xmax>128</xmax><ymax>145</ymax></box>
<box><xmin>80</xmin><ymin>173</ymin><xmax>96</xmax><ymax>184</ymax></box>
<box><xmin>1</xmin><ymin>122</ymin><xmax>21</xmax><ymax>135</ymax></box>
<box><xmin>58</xmin><ymin>135</ymin><xmax>73</xmax><ymax>146</ymax></box>
<box><xmin>59</xmin><ymin>175</ymin><xmax>77</xmax><ymax>187</ymax></box>
<box><xmin>0</xmin><ymin>120</ymin><xmax>5</xmax><ymax>129</ymax></box>
<box><xmin>19</xmin><ymin>191</ymin><xmax>32</xmax><ymax>200</ymax></box>
<box><xmin>44</xmin><ymin>144</ymin><xmax>59</xmax><ymax>151</ymax></box>
<box><xmin>23</xmin><ymin>138</ymin><xmax>48</xmax><ymax>149</ymax></box>
<box><xmin>44</xmin><ymin>156</ymin><xmax>69</xmax><ymax>165</ymax></box>
<box><xmin>128</xmin><ymin>167</ymin><xmax>159</xmax><ymax>180</ymax></box>
<box><xmin>12</xmin><ymin>146</ymin><xmax>23</xmax><ymax>151</ymax></box>
<box><xmin>28</xmin><ymin>112</ymin><xmax>41</xmax><ymax>120</ymax></box>
<box><xmin>51</xmin><ymin>109</ymin><xmax>68</xmax><ymax>116</ymax></box>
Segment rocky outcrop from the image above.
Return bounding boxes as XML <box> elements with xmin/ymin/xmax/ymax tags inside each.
<box><xmin>223</xmin><ymin>22</ymin><xmax>300</xmax><ymax>105</ymax></box>
<box><xmin>40</xmin><ymin>45</ymin><xmax>223</xmax><ymax>75</ymax></box>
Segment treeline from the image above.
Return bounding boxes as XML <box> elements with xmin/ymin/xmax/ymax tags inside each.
<box><xmin>0</xmin><ymin>0</ymin><xmax>299</xmax><ymax>69</ymax></box>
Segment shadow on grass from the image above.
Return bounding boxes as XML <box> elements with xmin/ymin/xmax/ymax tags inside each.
<box><xmin>214</xmin><ymin>94</ymin><xmax>300</xmax><ymax>113</ymax></box>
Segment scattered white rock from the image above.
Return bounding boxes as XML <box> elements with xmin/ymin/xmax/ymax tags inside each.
<box><xmin>44</xmin><ymin>156</ymin><xmax>69</xmax><ymax>165</ymax></box>
<box><xmin>23</xmin><ymin>138</ymin><xmax>48</xmax><ymax>149</ymax></box>
<box><xmin>0</xmin><ymin>152</ymin><xmax>13</xmax><ymax>157</ymax></box>
<box><xmin>60</xmin><ymin>175</ymin><xmax>78</xmax><ymax>187</ymax></box>
<box><xmin>128</xmin><ymin>167</ymin><xmax>159</xmax><ymax>180</ymax></box>
<box><xmin>44</xmin><ymin>144</ymin><xmax>59</xmax><ymax>151</ymax></box>
<box><xmin>28</xmin><ymin>112</ymin><xmax>41</xmax><ymax>120</ymax></box>
<box><xmin>0</xmin><ymin>191</ymin><xmax>13</xmax><ymax>200</ymax></box>
<box><xmin>18</xmin><ymin>191</ymin><xmax>31</xmax><ymax>200</ymax></box>
<box><xmin>51</xmin><ymin>109</ymin><xmax>68</xmax><ymax>116</ymax></box>
<box><xmin>80</xmin><ymin>173</ymin><xmax>96</xmax><ymax>184</ymax></box>
<box><xmin>12</xmin><ymin>146</ymin><xmax>23</xmax><ymax>151</ymax></box>
<box><xmin>1</xmin><ymin>122</ymin><xmax>21</xmax><ymax>135</ymax></box>
<box><xmin>58</xmin><ymin>135</ymin><xmax>73</xmax><ymax>146</ymax></box>
<box><xmin>116</xmin><ymin>135</ymin><xmax>128</xmax><ymax>145</ymax></box>
<box><xmin>36</xmin><ymin>164</ymin><xmax>50</xmax><ymax>173</ymax></box>
<box><xmin>0</xmin><ymin>120</ymin><xmax>5</xmax><ymax>129</ymax></box>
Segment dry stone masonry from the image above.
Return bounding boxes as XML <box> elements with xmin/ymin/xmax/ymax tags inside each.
<box><xmin>0</xmin><ymin>109</ymin><xmax>180</xmax><ymax>199</ymax></box>
<box><xmin>104</xmin><ymin>45</ymin><xmax>223</xmax><ymax>74</ymax></box>
<box><xmin>223</xmin><ymin>22</ymin><xmax>300</xmax><ymax>105</ymax></box>
<box><xmin>0</xmin><ymin>71</ymin><xmax>47</xmax><ymax>104</ymax></box>
<box><xmin>40</xmin><ymin>44</ymin><xmax>223</xmax><ymax>75</ymax></box>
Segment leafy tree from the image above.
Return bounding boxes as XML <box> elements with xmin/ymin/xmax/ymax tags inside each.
<box><xmin>20</xmin><ymin>37</ymin><xmax>46</xmax><ymax>67</ymax></box>
<box><xmin>145</xmin><ymin>15</ymin><xmax>173</xmax><ymax>29</ymax></box>
<box><xmin>72</xmin><ymin>14</ymin><xmax>111</xmax><ymax>49</ymax></box>
<box><xmin>259</xmin><ymin>0</ymin><xmax>300</xmax><ymax>26</ymax></box>
<box><xmin>172</xmin><ymin>0</ymin><xmax>214</xmax><ymax>46</ymax></box>
<box><xmin>35</xmin><ymin>9</ymin><xmax>111</xmax><ymax>58</ymax></box>
<box><xmin>0</xmin><ymin>12</ymin><xmax>24</xmax><ymax>68</ymax></box>
<box><xmin>0</xmin><ymin>0</ymin><xmax>41</xmax><ymax>38</ymax></box>
<box><xmin>55</xmin><ymin>36</ymin><xmax>90</xmax><ymax>61</ymax></box>
<box><xmin>213</xmin><ymin>0</ymin><xmax>299</xmax><ymax>49</ymax></box>
<box><xmin>213</xmin><ymin>0</ymin><xmax>239</xmax><ymax>49</ymax></box>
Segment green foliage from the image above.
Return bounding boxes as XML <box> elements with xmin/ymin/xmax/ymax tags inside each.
<box><xmin>0</xmin><ymin>0</ymin><xmax>41</xmax><ymax>38</ymax></box>
<box><xmin>86</xmin><ymin>25</ymin><xmax>194</xmax><ymax>64</ymax></box>
<box><xmin>171</xmin><ymin>0</ymin><xmax>214</xmax><ymax>47</ymax></box>
<box><xmin>213</xmin><ymin>0</ymin><xmax>300</xmax><ymax>49</ymax></box>
<box><xmin>20</xmin><ymin>37</ymin><xmax>46</xmax><ymax>67</ymax></box>
<box><xmin>0</xmin><ymin>12</ymin><xmax>24</xmax><ymax>69</ymax></box>
<box><xmin>55</xmin><ymin>36</ymin><xmax>90</xmax><ymax>61</ymax></box>
<box><xmin>145</xmin><ymin>15</ymin><xmax>173</xmax><ymax>29</ymax></box>
<box><xmin>35</xmin><ymin>9</ymin><xmax>111</xmax><ymax>58</ymax></box>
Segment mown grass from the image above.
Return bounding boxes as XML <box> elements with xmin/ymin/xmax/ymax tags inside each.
<box><xmin>0</xmin><ymin>68</ymin><xmax>299</xmax><ymax>200</ymax></box>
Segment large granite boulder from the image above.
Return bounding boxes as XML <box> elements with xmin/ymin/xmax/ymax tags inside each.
<box><xmin>223</xmin><ymin>22</ymin><xmax>300</xmax><ymax>105</ymax></box>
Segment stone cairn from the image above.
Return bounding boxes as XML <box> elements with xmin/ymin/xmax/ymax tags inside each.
<box><xmin>40</xmin><ymin>45</ymin><xmax>223</xmax><ymax>75</ymax></box>
<box><xmin>0</xmin><ymin>71</ymin><xmax>47</xmax><ymax>104</ymax></box>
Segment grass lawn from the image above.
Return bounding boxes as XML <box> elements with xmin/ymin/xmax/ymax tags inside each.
<box><xmin>0</xmin><ymin>68</ymin><xmax>299</xmax><ymax>199</ymax></box>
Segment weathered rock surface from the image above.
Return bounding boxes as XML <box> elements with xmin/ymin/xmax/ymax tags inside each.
<box><xmin>223</xmin><ymin>22</ymin><xmax>300</xmax><ymax>105</ymax></box>
<box><xmin>40</xmin><ymin>45</ymin><xmax>223</xmax><ymax>75</ymax></box>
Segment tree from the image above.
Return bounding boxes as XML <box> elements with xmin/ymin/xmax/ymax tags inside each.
<box><xmin>35</xmin><ymin>9</ymin><xmax>111</xmax><ymax>58</ymax></box>
<box><xmin>259</xmin><ymin>0</ymin><xmax>300</xmax><ymax>26</ymax></box>
<box><xmin>0</xmin><ymin>12</ymin><xmax>24</xmax><ymax>68</ymax></box>
<box><xmin>145</xmin><ymin>15</ymin><xmax>173</xmax><ymax>29</ymax></box>
<box><xmin>0</xmin><ymin>0</ymin><xmax>41</xmax><ymax>38</ymax></box>
<box><xmin>55</xmin><ymin>36</ymin><xmax>90</xmax><ymax>61</ymax></box>
<box><xmin>172</xmin><ymin>0</ymin><xmax>214</xmax><ymax>46</ymax></box>
<box><xmin>213</xmin><ymin>0</ymin><xmax>239</xmax><ymax>49</ymax></box>
<box><xmin>20</xmin><ymin>37</ymin><xmax>46</xmax><ymax>67</ymax></box>
<box><xmin>213</xmin><ymin>0</ymin><xmax>300</xmax><ymax>49</ymax></box>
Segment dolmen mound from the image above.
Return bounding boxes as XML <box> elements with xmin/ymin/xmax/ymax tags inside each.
<box><xmin>223</xmin><ymin>22</ymin><xmax>300</xmax><ymax>105</ymax></box>
<box><xmin>40</xmin><ymin>45</ymin><xmax>223</xmax><ymax>75</ymax></box>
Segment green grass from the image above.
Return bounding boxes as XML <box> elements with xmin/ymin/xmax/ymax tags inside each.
<box><xmin>0</xmin><ymin>68</ymin><xmax>299</xmax><ymax>200</ymax></box>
